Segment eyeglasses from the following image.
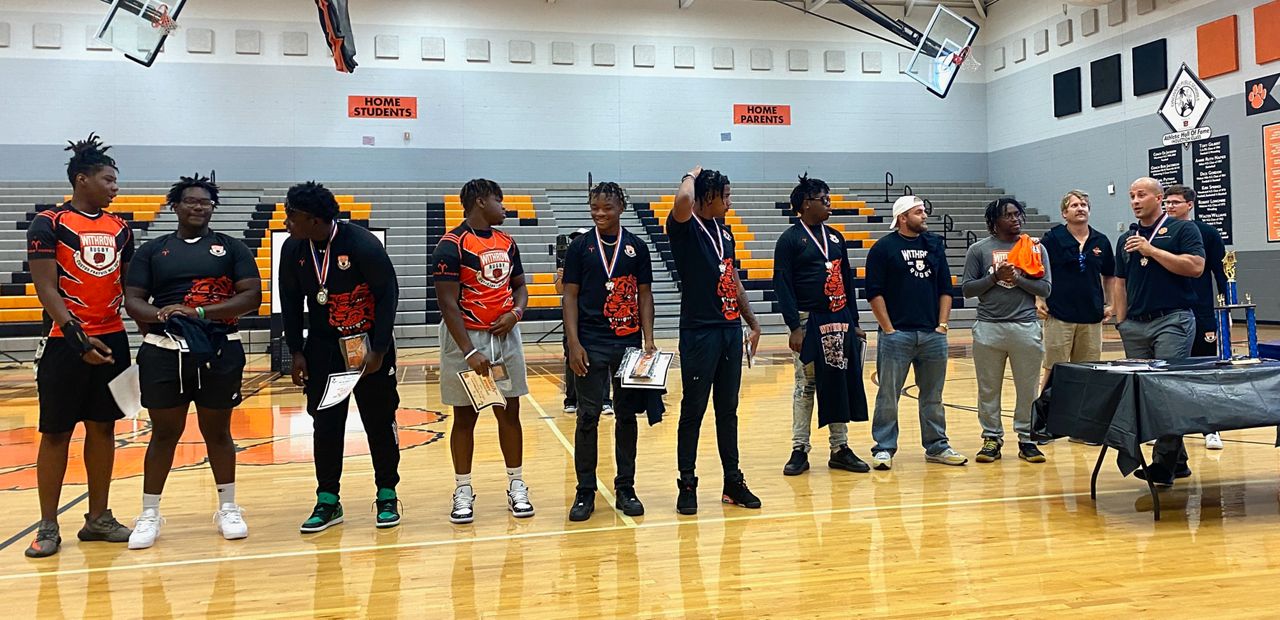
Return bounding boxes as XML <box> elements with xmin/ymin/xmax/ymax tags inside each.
<box><xmin>806</xmin><ymin>196</ymin><xmax>831</xmax><ymax>206</ymax></box>
<box><xmin>1162</xmin><ymin>199</ymin><xmax>1188</xmax><ymax>207</ymax></box>
<box><xmin>999</xmin><ymin>211</ymin><xmax>1025</xmax><ymax>220</ymax></box>
<box><xmin>179</xmin><ymin>197</ymin><xmax>216</xmax><ymax>207</ymax></box>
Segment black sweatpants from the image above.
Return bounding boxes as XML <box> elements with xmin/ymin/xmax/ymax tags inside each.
<box><xmin>676</xmin><ymin>326</ymin><xmax>742</xmax><ymax>478</ymax></box>
<box><xmin>574</xmin><ymin>346</ymin><xmax>642</xmax><ymax>491</ymax></box>
<box><xmin>304</xmin><ymin>339</ymin><xmax>401</xmax><ymax>497</ymax></box>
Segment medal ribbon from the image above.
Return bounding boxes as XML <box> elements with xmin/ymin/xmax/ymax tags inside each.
<box><xmin>799</xmin><ymin>222</ymin><xmax>830</xmax><ymax>264</ymax></box>
<box><xmin>692</xmin><ymin>214</ymin><xmax>726</xmax><ymax>265</ymax></box>
<box><xmin>1143</xmin><ymin>214</ymin><xmax>1169</xmax><ymax>246</ymax></box>
<box><xmin>594</xmin><ymin>226</ymin><xmax>623</xmax><ymax>282</ymax></box>
<box><xmin>310</xmin><ymin>222</ymin><xmax>338</xmax><ymax>293</ymax></box>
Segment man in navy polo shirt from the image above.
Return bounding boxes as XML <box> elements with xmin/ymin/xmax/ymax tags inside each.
<box><xmin>1112</xmin><ymin>177</ymin><xmax>1205</xmax><ymax>487</ymax></box>
<box><xmin>1036</xmin><ymin>190</ymin><xmax>1115</xmax><ymax>400</ymax></box>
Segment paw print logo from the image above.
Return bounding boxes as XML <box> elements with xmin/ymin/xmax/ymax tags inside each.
<box><xmin>1250</xmin><ymin>83</ymin><xmax>1268</xmax><ymax>110</ymax></box>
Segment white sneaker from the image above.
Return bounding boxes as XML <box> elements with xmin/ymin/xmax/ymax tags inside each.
<box><xmin>1205</xmin><ymin>433</ymin><xmax>1224</xmax><ymax>450</ymax></box>
<box><xmin>450</xmin><ymin>486</ymin><xmax>476</xmax><ymax>524</ymax></box>
<box><xmin>508</xmin><ymin>480</ymin><xmax>535</xmax><ymax>518</ymax></box>
<box><xmin>215</xmin><ymin>503</ymin><xmax>249</xmax><ymax>540</ymax></box>
<box><xmin>925</xmin><ymin>447</ymin><xmax>969</xmax><ymax>466</ymax></box>
<box><xmin>128</xmin><ymin>508</ymin><xmax>163</xmax><ymax>550</ymax></box>
<box><xmin>871</xmin><ymin>451</ymin><xmax>893</xmax><ymax>471</ymax></box>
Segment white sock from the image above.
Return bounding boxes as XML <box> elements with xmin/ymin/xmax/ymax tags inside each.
<box><xmin>455</xmin><ymin>473</ymin><xmax>472</xmax><ymax>489</ymax></box>
<box><xmin>216</xmin><ymin>483</ymin><xmax>236</xmax><ymax>506</ymax></box>
<box><xmin>142</xmin><ymin>493</ymin><xmax>161</xmax><ymax>512</ymax></box>
<box><xmin>506</xmin><ymin>466</ymin><xmax>523</xmax><ymax>485</ymax></box>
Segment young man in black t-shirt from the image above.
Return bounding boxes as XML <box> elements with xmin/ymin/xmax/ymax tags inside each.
<box><xmin>1162</xmin><ymin>184</ymin><xmax>1229</xmax><ymax>450</ymax></box>
<box><xmin>774</xmin><ymin>175</ymin><xmax>870</xmax><ymax>476</ymax></box>
<box><xmin>123</xmin><ymin>174</ymin><xmax>261</xmax><ymax>549</ymax></box>
<box><xmin>279</xmin><ymin>182</ymin><xmax>402</xmax><ymax>532</ymax></box>
<box><xmin>562</xmin><ymin>182</ymin><xmax>656</xmax><ymax>521</ymax></box>
<box><xmin>667</xmin><ymin>166</ymin><xmax>762</xmax><ymax>515</ymax></box>
<box><xmin>865</xmin><ymin>195</ymin><xmax>966</xmax><ymax>470</ymax></box>
<box><xmin>1113</xmin><ymin>177</ymin><xmax>1205</xmax><ymax>486</ymax></box>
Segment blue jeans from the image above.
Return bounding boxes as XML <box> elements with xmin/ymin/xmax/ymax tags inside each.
<box><xmin>871</xmin><ymin>329</ymin><xmax>951</xmax><ymax>455</ymax></box>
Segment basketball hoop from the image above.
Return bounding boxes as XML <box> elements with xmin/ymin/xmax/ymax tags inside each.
<box><xmin>150</xmin><ymin>3</ymin><xmax>178</xmax><ymax>36</ymax></box>
<box><xmin>952</xmin><ymin>45</ymin><xmax>982</xmax><ymax>73</ymax></box>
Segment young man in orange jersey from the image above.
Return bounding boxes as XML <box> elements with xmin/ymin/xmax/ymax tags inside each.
<box><xmin>25</xmin><ymin>134</ymin><xmax>135</xmax><ymax>557</ymax></box>
<box><xmin>433</xmin><ymin>179</ymin><xmax>533</xmax><ymax>523</ymax></box>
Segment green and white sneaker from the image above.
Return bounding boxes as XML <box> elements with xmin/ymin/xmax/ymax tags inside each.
<box><xmin>373</xmin><ymin>488</ymin><xmax>401</xmax><ymax>529</ymax></box>
<box><xmin>300</xmin><ymin>494</ymin><xmax>344</xmax><ymax>533</ymax></box>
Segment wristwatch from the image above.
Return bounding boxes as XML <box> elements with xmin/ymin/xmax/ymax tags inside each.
<box><xmin>937</xmin><ymin>323</ymin><xmax>950</xmax><ymax>332</ymax></box>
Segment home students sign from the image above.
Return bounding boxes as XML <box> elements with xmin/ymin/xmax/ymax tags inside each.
<box><xmin>348</xmin><ymin>96</ymin><xmax>418</xmax><ymax>119</ymax></box>
<box><xmin>734</xmin><ymin>104</ymin><xmax>791</xmax><ymax>125</ymax></box>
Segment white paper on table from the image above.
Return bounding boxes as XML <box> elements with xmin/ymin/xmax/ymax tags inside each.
<box><xmin>108</xmin><ymin>365</ymin><xmax>143</xmax><ymax>419</ymax></box>
<box><xmin>318</xmin><ymin>371</ymin><xmax>363</xmax><ymax>410</ymax></box>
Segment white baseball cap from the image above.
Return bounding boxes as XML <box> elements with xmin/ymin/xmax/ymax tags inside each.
<box><xmin>890</xmin><ymin>195</ymin><xmax>924</xmax><ymax>230</ymax></box>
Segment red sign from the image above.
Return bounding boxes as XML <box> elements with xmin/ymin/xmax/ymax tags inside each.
<box><xmin>348</xmin><ymin>96</ymin><xmax>418</xmax><ymax>119</ymax></box>
<box><xmin>733</xmin><ymin>104</ymin><xmax>791</xmax><ymax>125</ymax></box>
<box><xmin>1265</xmin><ymin>122</ymin><xmax>1280</xmax><ymax>242</ymax></box>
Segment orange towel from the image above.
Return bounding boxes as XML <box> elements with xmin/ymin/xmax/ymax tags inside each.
<box><xmin>1007</xmin><ymin>234</ymin><xmax>1045</xmax><ymax>279</ymax></box>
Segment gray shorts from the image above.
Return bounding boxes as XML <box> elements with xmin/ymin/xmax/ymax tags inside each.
<box><xmin>439</xmin><ymin>323</ymin><xmax>530</xmax><ymax>406</ymax></box>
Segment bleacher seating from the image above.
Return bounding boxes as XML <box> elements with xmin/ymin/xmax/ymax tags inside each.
<box><xmin>0</xmin><ymin>180</ymin><xmax>1052</xmax><ymax>360</ymax></box>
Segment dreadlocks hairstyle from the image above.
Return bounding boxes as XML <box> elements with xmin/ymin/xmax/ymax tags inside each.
<box><xmin>64</xmin><ymin>133</ymin><xmax>117</xmax><ymax>187</ymax></box>
<box><xmin>788</xmin><ymin>173</ymin><xmax>830</xmax><ymax>214</ymax></box>
<box><xmin>985</xmin><ymin>197</ymin><xmax>1025</xmax><ymax>233</ymax></box>
<box><xmin>286</xmin><ymin>181</ymin><xmax>340</xmax><ymax>222</ymax></box>
<box><xmin>460</xmin><ymin>178</ymin><xmax>504</xmax><ymax>214</ymax></box>
<box><xmin>693</xmin><ymin>169</ymin><xmax>730</xmax><ymax>206</ymax></box>
<box><xmin>589</xmin><ymin>181</ymin><xmax>628</xmax><ymax>210</ymax></box>
<box><xmin>166</xmin><ymin>173</ymin><xmax>220</xmax><ymax>208</ymax></box>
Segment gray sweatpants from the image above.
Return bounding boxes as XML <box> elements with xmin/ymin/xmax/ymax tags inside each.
<box><xmin>1117</xmin><ymin>309</ymin><xmax>1195</xmax><ymax>466</ymax></box>
<box><xmin>972</xmin><ymin>320</ymin><xmax>1044</xmax><ymax>444</ymax></box>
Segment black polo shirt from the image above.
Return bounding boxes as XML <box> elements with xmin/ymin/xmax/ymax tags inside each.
<box><xmin>1115</xmin><ymin>217</ymin><xmax>1204</xmax><ymax>319</ymax></box>
<box><xmin>1040</xmin><ymin>224</ymin><xmax>1115</xmax><ymax>324</ymax></box>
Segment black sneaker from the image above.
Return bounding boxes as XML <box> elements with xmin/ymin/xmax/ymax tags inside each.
<box><xmin>300</xmin><ymin>500</ymin><xmax>344</xmax><ymax>533</ymax></box>
<box><xmin>975</xmin><ymin>438</ymin><xmax>1002</xmax><ymax>463</ymax></box>
<box><xmin>722</xmin><ymin>473</ymin><xmax>762</xmax><ymax>509</ymax></box>
<box><xmin>783</xmin><ymin>449</ymin><xmax>809</xmax><ymax>476</ymax></box>
<box><xmin>373</xmin><ymin>491</ymin><xmax>401</xmax><ymax>529</ymax></box>
<box><xmin>828</xmin><ymin>445</ymin><xmax>871</xmax><ymax>473</ymax></box>
<box><xmin>676</xmin><ymin>476</ymin><xmax>698</xmax><ymax>515</ymax></box>
<box><xmin>24</xmin><ymin>520</ymin><xmax>60</xmax><ymax>558</ymax></box>
<box><xmin>1134</xmin><ymin>463</ymin><xmax>1176</xmax><ymax>488</ymax></box>
<box><xmin>615</xmin><ymin>487</ymin><xmax>645</xmax><ymax>516</ymax></box>
<box><xmin>569</xmin><ymin>490</ymin><xmax>595</xmax><ymax>522</ymax></box>
<box><xmin>1018</xmin><ymin>442</ymin><xmax>1047</xmax><ymax>463</ymax></box>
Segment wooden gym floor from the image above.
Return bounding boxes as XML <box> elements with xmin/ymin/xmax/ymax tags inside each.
<box><xmin>1</xmin><ymin>327</ymin><xmax>1279</xmax><ymax>618</ymax></box>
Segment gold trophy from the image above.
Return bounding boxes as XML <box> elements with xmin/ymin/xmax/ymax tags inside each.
<box><xmin>1215</xmin><ymin>251</ymin><xmax>1259</xmax><ymax>361</ymax></box>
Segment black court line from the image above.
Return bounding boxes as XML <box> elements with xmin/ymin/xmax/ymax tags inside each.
<box><xmin>0</xmin><ymin>491</ymin><xmax>90</xmax><ymax>551</ymax></box>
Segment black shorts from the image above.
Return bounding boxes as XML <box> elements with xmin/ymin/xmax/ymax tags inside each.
<box><xmin>37</xmin><ymin>331</ymin><xmax>131</xmax><ymax>434</ymax></box>
<box><xmin>138</xmin><ymin>340</ymin><xmax>247</xmax><ymax>410</ymax></box>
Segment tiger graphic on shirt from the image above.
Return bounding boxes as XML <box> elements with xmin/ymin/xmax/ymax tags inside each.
<box><xmin>603</xmin><ymin>275</ymin><xmax>640</xmax><ymax>336</ymax></box>
<box><xmin>715</xmin><ymin>258</ymin><xmax>740</xmax><ymax>321</ymax></box>
<box><xmin>823</xmin><ymin>258</ymin><xmax>847</xmax><ymax>312</ymax></box>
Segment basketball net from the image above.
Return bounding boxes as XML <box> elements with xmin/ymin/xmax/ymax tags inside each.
<box><xmin>951</xmin><ymin>46</ymin><xmax>982</xmax><ymax>73</ymax></box>
<box><xmin>150</xmin><ymin>3</ymin><xmax>179</xmax><ymax>36</ymax></box>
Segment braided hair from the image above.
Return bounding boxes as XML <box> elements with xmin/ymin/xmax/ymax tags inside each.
<box><xmin>166</xmin><ymin>173</ymin><xmax>220</xmax><ymax>207</ymax></box>
<box><xmin>461</xmin><ymin>178</ymin><xmax>504</xmax><ymax>214</ymax></box>
<box><xmin>589</xmin><ymin>181</ymin><xmax>628</xmax><ymax>210</ymax></box>
<box><xmin>286</xmin><ymin>181</ymin><xmax>339</xmax><ymax>221</ymax></box>
<box><xmin>788</xmin><ymin>173</ymin><xmax>829</xmax><ymax>214</ymax></box>
<box><xmin>64</xmin><ymin>133</ymin><xmax>117</xmax><ymax>187</ymax></box>
<box><xmin>693</xmin><ymin>169</ymin><xmax>730</xmax><ymax>206</ymax></box>
<box><xmin>984</xmin><ymin>197</ymin><xmax>1025</xmax><ymax>233</ymax></box>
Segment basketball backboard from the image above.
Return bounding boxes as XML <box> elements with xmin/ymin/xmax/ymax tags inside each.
<box><xmin>94</xmin><ymin>0</ymin><xmax>186</xmax><ymax>67</ymax></box>
<box><xmin>904</xmin><ymin>5</ymin><xmax>979</xmax><ymax>98</ymax></box>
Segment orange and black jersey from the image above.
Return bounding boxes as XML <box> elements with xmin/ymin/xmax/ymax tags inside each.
<box><xmin>126</xmin><ymin>232</ymin><xmax>258</xmax><ymax>334</ymax></box>
<box><xmin>280</xmin><ymin>222</ymin><xmax>399</xmax><ymax>353</ymax></box>
<box><xmin>26</xmin><ymin>203</ymin><xmax>134</xmax><ymax>337</ymax></box>
<box><xmin>431</xmin><ymin>224</ymin><xmax>525</xmax><ymax>331</ymax></box>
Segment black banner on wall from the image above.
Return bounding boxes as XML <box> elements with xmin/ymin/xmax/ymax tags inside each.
<box><xmin>1192</xmin><ymin>135</ymin><xmax>1232</xmax><ymax>245</ymax></box>
<box><xmin>1148</xmin><ymin>146</ymin><xmax>1183</xmax><ymax>189</ymax></box>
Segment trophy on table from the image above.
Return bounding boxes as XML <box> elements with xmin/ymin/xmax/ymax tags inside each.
<box><xmin>1214</xmin><ymin>251</ymin><xmax>1260</xmax><ymax>362</ymax></box>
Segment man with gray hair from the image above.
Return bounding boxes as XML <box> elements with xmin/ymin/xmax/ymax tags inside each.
<box><xmin>1112</xmin><ymin>177</ymin><xmax>1205</xmax><ymax>487</ymax></box>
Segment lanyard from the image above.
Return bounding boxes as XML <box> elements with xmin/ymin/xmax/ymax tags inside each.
<box><xmin>692</xmin><ymin>214</ymin><xmax>727</xmax><ymax>272</ymax></box>
<box><xmin>310</xmin><ymin>222</ymin><xmax>338</xmax><ymax>303</ymax></box>
<box><xmin>799</xmin><ymin>222</ymin><xmax>833</xmax><ymax>269</ymax></box>
<box><xmin>595</xmin><ymin>227</ymin><xmax>623</xmax><ymax>290</ymax></box>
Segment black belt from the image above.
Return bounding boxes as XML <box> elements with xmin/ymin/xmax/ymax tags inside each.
<box><xmin>1129</xmin><ymin>308</ymin><xmax>1187</xmax><ymax>323</ymax></box>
